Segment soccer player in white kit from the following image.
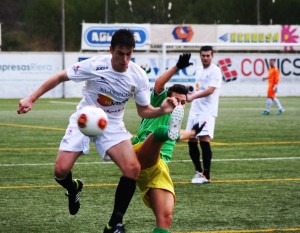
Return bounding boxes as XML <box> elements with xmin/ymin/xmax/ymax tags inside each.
<box><xmin>17</xmin><ymin>29</ymin><xmax>177</xmax><ymax>233</ymax></box>
<box><xmin>186</xmin><ymin>46</ymin><xmax>222</xmax><ymax>184</ymax></box>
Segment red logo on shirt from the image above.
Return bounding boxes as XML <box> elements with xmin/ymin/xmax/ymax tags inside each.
<box><xmin>97</xmin><ymin>94</ymin><xmax>113</xmax><ymax>106</ymax></box>
<box><xmin>72</xmin><ymin>65</ymin><xmax>80</xmax><ymax>74</ymax></box>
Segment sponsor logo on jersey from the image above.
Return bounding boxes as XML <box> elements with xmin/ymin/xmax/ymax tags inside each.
<box><xmin>72</xmin><ymin>65</ymin><xmax>80</xmax><ymax>74</ymax></box>
<box><xmin>97</xmin><ymin>93</ymin><xmax>129</xmax><ymax>107</ymax></box>
<box><xmin>96</xmin><ymin>66</ymin><xmax>109</xmax><ymax>71</ymax></box>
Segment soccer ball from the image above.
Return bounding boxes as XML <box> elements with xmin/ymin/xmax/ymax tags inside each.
<box><xmin>77</xmin><ymin>106</ymin><xmax>108</xmax><ymax>136</ymax></box>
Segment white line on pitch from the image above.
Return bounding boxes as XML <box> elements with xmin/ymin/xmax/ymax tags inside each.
<box><xmin>0</xmin><ymin>157</ymin><xmax>299</xmax><ymax>167</ymax></box>
<box><xmin>49</xmin><ymin>101</ymin><xmax>78</xmax><ymax>105</ymax></box>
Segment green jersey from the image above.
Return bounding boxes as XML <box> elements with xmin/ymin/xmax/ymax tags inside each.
<box><xmin>132</xmin><ymin>90</ymin><xmax>175</xmax><ymax>163</ymax></box>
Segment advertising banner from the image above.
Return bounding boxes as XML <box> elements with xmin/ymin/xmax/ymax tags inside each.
<box><xmin>217</xmin><ymin>25</ymin><xmax>300</xmax><ymax>44</ymax></box>
<box><xmin>150</xmin><ymin>24</ymin><xmax>216</xmax><ymax>49</ymax></box>
<box><xmin>211</xmin><ymin>53</ymin><xmax>300</xmax><ymax>96</ymax></box>
<box><xmin>81</xmin><ymin>23</ymin><xmax>300</xmax><ymax>51</ymax></box>
<box><xmin>0</xmin><ymin>52</ymin><xmax>299</xmax><ymax>98</ymax></box>
<box><xmin>0</xmin><ymin>52</ymin><xmax>62</xmax><ymax>98</ymax></box>
<box><xmin>217</xmin><ymin>24</ymin><xmax>300</xmax><ymax>50</ymax></box>
<box><xmin>133</xmin><ymin>53</ymin><xmax>300</xmax><ymax>96</ymax></box>
<box><xmin>81</xmin><ymin>23</ymin><xmax>150</xmax><ymax>51</ymax></box>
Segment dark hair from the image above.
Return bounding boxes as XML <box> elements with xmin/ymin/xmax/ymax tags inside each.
<box><xmin>167</xmin><ymin>84</ymin><xmax>188</xmax><ymax>97</ymax></box>
<box><xmin>111</xmin><ymin>29</ymin><xmax>135</xmax><ymax>49</ymax></box>
<box><xmin>200</xmin><ymin>45</ymin><xmax>213</xmax><ymax>54</ymax></box>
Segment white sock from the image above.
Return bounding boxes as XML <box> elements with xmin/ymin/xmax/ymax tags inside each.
<box><xmin>273</xmin><ymin>98</ymin><xmax>283</xmax><ymax>110</ymax></box>
<box><xmin>266</xmin><ymin>98</ymin><xmax>273</xmax><ymax>112</ymax></box>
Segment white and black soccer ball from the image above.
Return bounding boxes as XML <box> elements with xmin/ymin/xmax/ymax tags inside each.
<box><xmin>77</xmin><ymin>106</ymin><xmax>108</xmax><ymax>136</ymax></box>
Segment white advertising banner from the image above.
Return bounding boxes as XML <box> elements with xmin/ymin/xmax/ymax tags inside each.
<box><xmin>81</xmin><ymin>23</ymin><xmax>150</xmax><ymax>51</ymax></box>
<box><xmin>132</xmin><ymin>53</ymin><xmax>300</xmax><ymax>97</ymax></box>
<box><xmin>81</xmin><ymin>23</ymin><xmax>300</xmax><ymax>51</ymax></box>
<box><xmin>217</xmin><ymin>25</ymin><xmax>281</xmax><ymax>43</ymax></box>
<box><xmin>0</xmin><ymin>52</ymin><xmax>62</xmax><ymax>98</ymax></box>
<box><xmin>216</xmin><ymin>24</ymin><xmax>300</xmax><ymax>51</ymax></box>
<box><xmin>81</xmin><ymin>23</ymin><xmax>218</xmax><ymax>51</ymax></box>
<box><xmin>0</xmin><ymin>52</ymin><xmax>299</xmax><ymax>98</ymax></box>
<box><xmin>212</xmin><ymin>53</ymin><xmax>300</xmax><ymax>96</ymax></box>
<box><xmin>217</xmin><ymin>24</ymin><xmax>300</xmax><ymax>44</ymax></box>
<box><xmin>150</xmin><ymin>24</ymin><xmax>216</xmax><ymax>49</ymax></box>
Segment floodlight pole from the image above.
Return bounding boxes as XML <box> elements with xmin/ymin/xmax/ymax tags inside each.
<box><xmin>0</xmin><ymin>23</ymin><xmax>2</xmax><ymax>51</ymax></box>
<box><xmin>61</xmin><ymin>0</ymin><xmax>66</xmax><ymax>98</ymax></box>
<box><xmin>105</xmin><ymin>0</ymin><xmax>108</xmax><ymax>23</ymax></box>
<box><xmin>257</xmin><ymin>0</ymin><xmax>260</xmax><ymax>25</ymax></box>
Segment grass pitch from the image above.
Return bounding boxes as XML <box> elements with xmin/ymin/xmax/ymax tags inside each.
<box><xmin>0</xmin><ymin>97</ymin><xmax>299</xmax><ymax>233</ymax></box>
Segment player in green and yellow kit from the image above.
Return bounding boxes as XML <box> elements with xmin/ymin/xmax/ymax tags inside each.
<box><xmin>133</xmin><ymin>54</ymin><xmax>204</xmax><ymax>233</ymax></box>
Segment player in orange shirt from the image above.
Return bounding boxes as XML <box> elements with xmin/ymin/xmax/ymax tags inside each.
<box><xmin>261</xmin><ymin>58</ymin><xmax>284</xmax><ymax>115</ymax></box>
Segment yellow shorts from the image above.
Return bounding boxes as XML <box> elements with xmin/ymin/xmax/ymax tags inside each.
<box><xmin>137</xmin><ymin>158</ymin><xmax>175</xmax><ymax>208</ymax></box>
<box><xmin>133</xmin><ymin>142</ymin><xmax>143</xmax><ymax>153</ymax></box>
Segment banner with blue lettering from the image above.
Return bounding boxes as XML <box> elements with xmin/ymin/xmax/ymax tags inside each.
<box><xmin>81</xmin><ymin>23</ymin><xmax>300</xmax><ymax>51</ymax></box>
<box><xmin>81</xmin><ymin>23</ymin><xmax>150</xmax><ymax>50</ymax></box>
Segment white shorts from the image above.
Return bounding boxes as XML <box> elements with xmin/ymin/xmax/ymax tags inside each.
<box><xmin>185</xmin><ymin>113</ymin><xmax>216</xmax><ymax>139</ymax></box>
<box><xmin>59</xmin><ymin>112</ymin><xmax>132</xmax><ymax>159</ymax></box>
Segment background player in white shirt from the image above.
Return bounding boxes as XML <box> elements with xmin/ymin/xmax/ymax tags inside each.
<box><xmin>185</xmin><ymin>46</ymin><xmax>222</xmax><ymax>184</ymax></box>
<box><xmin>17</xmin><ymin>29</ymin><xmax>177</xmax><ymax>233</ymax></box>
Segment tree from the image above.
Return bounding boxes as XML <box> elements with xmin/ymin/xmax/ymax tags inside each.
<box><xmin>0</xmin><ymin>0</ymin><xmax>299</xmax><ymax>51</ymax></box>
<box><xmin>0</xmin><ymin>0</ymin><xmax>26</xmax><ymax>50</ymax></box>
<box><xmin>23</xmin><ymin>0</ymin><xmax>61</xmax><ymax>50</ymax></box>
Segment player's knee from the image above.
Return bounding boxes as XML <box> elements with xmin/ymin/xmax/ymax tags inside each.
<box><xmin>157</xmin><ymin>212</ymin><xmax>173</xmax><ymax>229</ymax></box>
<box><xmin>164</xmin><ymin>213</ymin><xmax>173</xmax><ymax>226</ymax></box>
<box><xmin>132</xmin><ymin>162</ymin><xmax>141</xmax><ymax>178</ymax></box>
<box><xmin>54</xmin><ymin>162</ymin><xmax>71</xmax><ymax>178</ymax></box>
<box><xmin>123</xmin><ymin>161</ymin><xmax>141</xmax><ymax>179</ymax></box>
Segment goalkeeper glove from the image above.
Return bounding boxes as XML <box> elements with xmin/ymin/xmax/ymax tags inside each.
<box><xmin>192</xmin><ymin>121</ymin><xmax>206</xmax><ymax>135</ymax></box>
<box><xmin>176</xmin><ymin>53</ymin><xmax>193</xmax><ymax>69</ymax></box>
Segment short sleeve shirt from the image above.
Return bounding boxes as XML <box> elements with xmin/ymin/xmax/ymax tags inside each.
<box><xmin>189</xmin><ymin>63</ymin><xmax>222</xmax><ymax>117</ymax></box>
<box><xmin>268</xmin><ymin>67</ymin><xmax>280</xmax><ymax>86</ymax></box>
<box><xmin>66</xmin><ymin>55</ymin><xmax>150</xmax><ymax>124</ymax></box>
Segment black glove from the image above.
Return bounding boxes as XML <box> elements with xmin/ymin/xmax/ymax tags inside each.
<box><xmin>192</xmin><ymin>122</ymin><xmax>206</xmax><ymax>135</ymax></box>
<box><xmin>176</xmin><ymin>53</ymin><xmax>193</xmax><ymax>69</ymax></box>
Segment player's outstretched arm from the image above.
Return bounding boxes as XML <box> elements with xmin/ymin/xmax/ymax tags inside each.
<box><xmin>154</xmin><ymin>53</ymin><xmax>193</xmax><ymax>95</ymax></box>
<box><xmin>136</xmin><ymin>97</ymin><xmax>178</xmax><ymax>119</ymax></box>
<box><xmin>17</xmin><ymin>70</ymin><xmax>69</xmax><ymax>114</ymax></box>
<box><xmin>187</xmin><ymin>86</ymin><xmax>215</xmax><ymax>103</ymax></box>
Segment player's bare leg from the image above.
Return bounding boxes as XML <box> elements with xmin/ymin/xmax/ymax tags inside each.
<box><xmin>136</xmin><ymin>133</ymin><xmax>164</xmax><ymax>169</ymax></box>
<box><xmin>149</xmin><ymin>188</ymin><xmax>174</xmax><ymax>233</ymax></box>
<box><xmin>54</xmin><ymin>151</ymin><xmax>83</xmax><ymax>215</ymax></box>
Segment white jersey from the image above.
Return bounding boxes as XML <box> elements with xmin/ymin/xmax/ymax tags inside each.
<box><xmin>189</xmin><ymin>63</ymin><xmax>222</xmax><ymax>117</ymax></box>
<box><xmin>67</xmin><ymin>55</ymin><xmax>150</xmax><ymax>125</ymax></box>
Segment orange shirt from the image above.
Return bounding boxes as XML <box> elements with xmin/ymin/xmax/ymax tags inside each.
<box><xmin>267</xmin><ymin>67</ymin><xmax>280</xmax><ymax>98</ymax></box>
<box><xmin>268</xmin><ymin>67</ymin><xmax>280</xmax><ymax>86</ymax></box>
